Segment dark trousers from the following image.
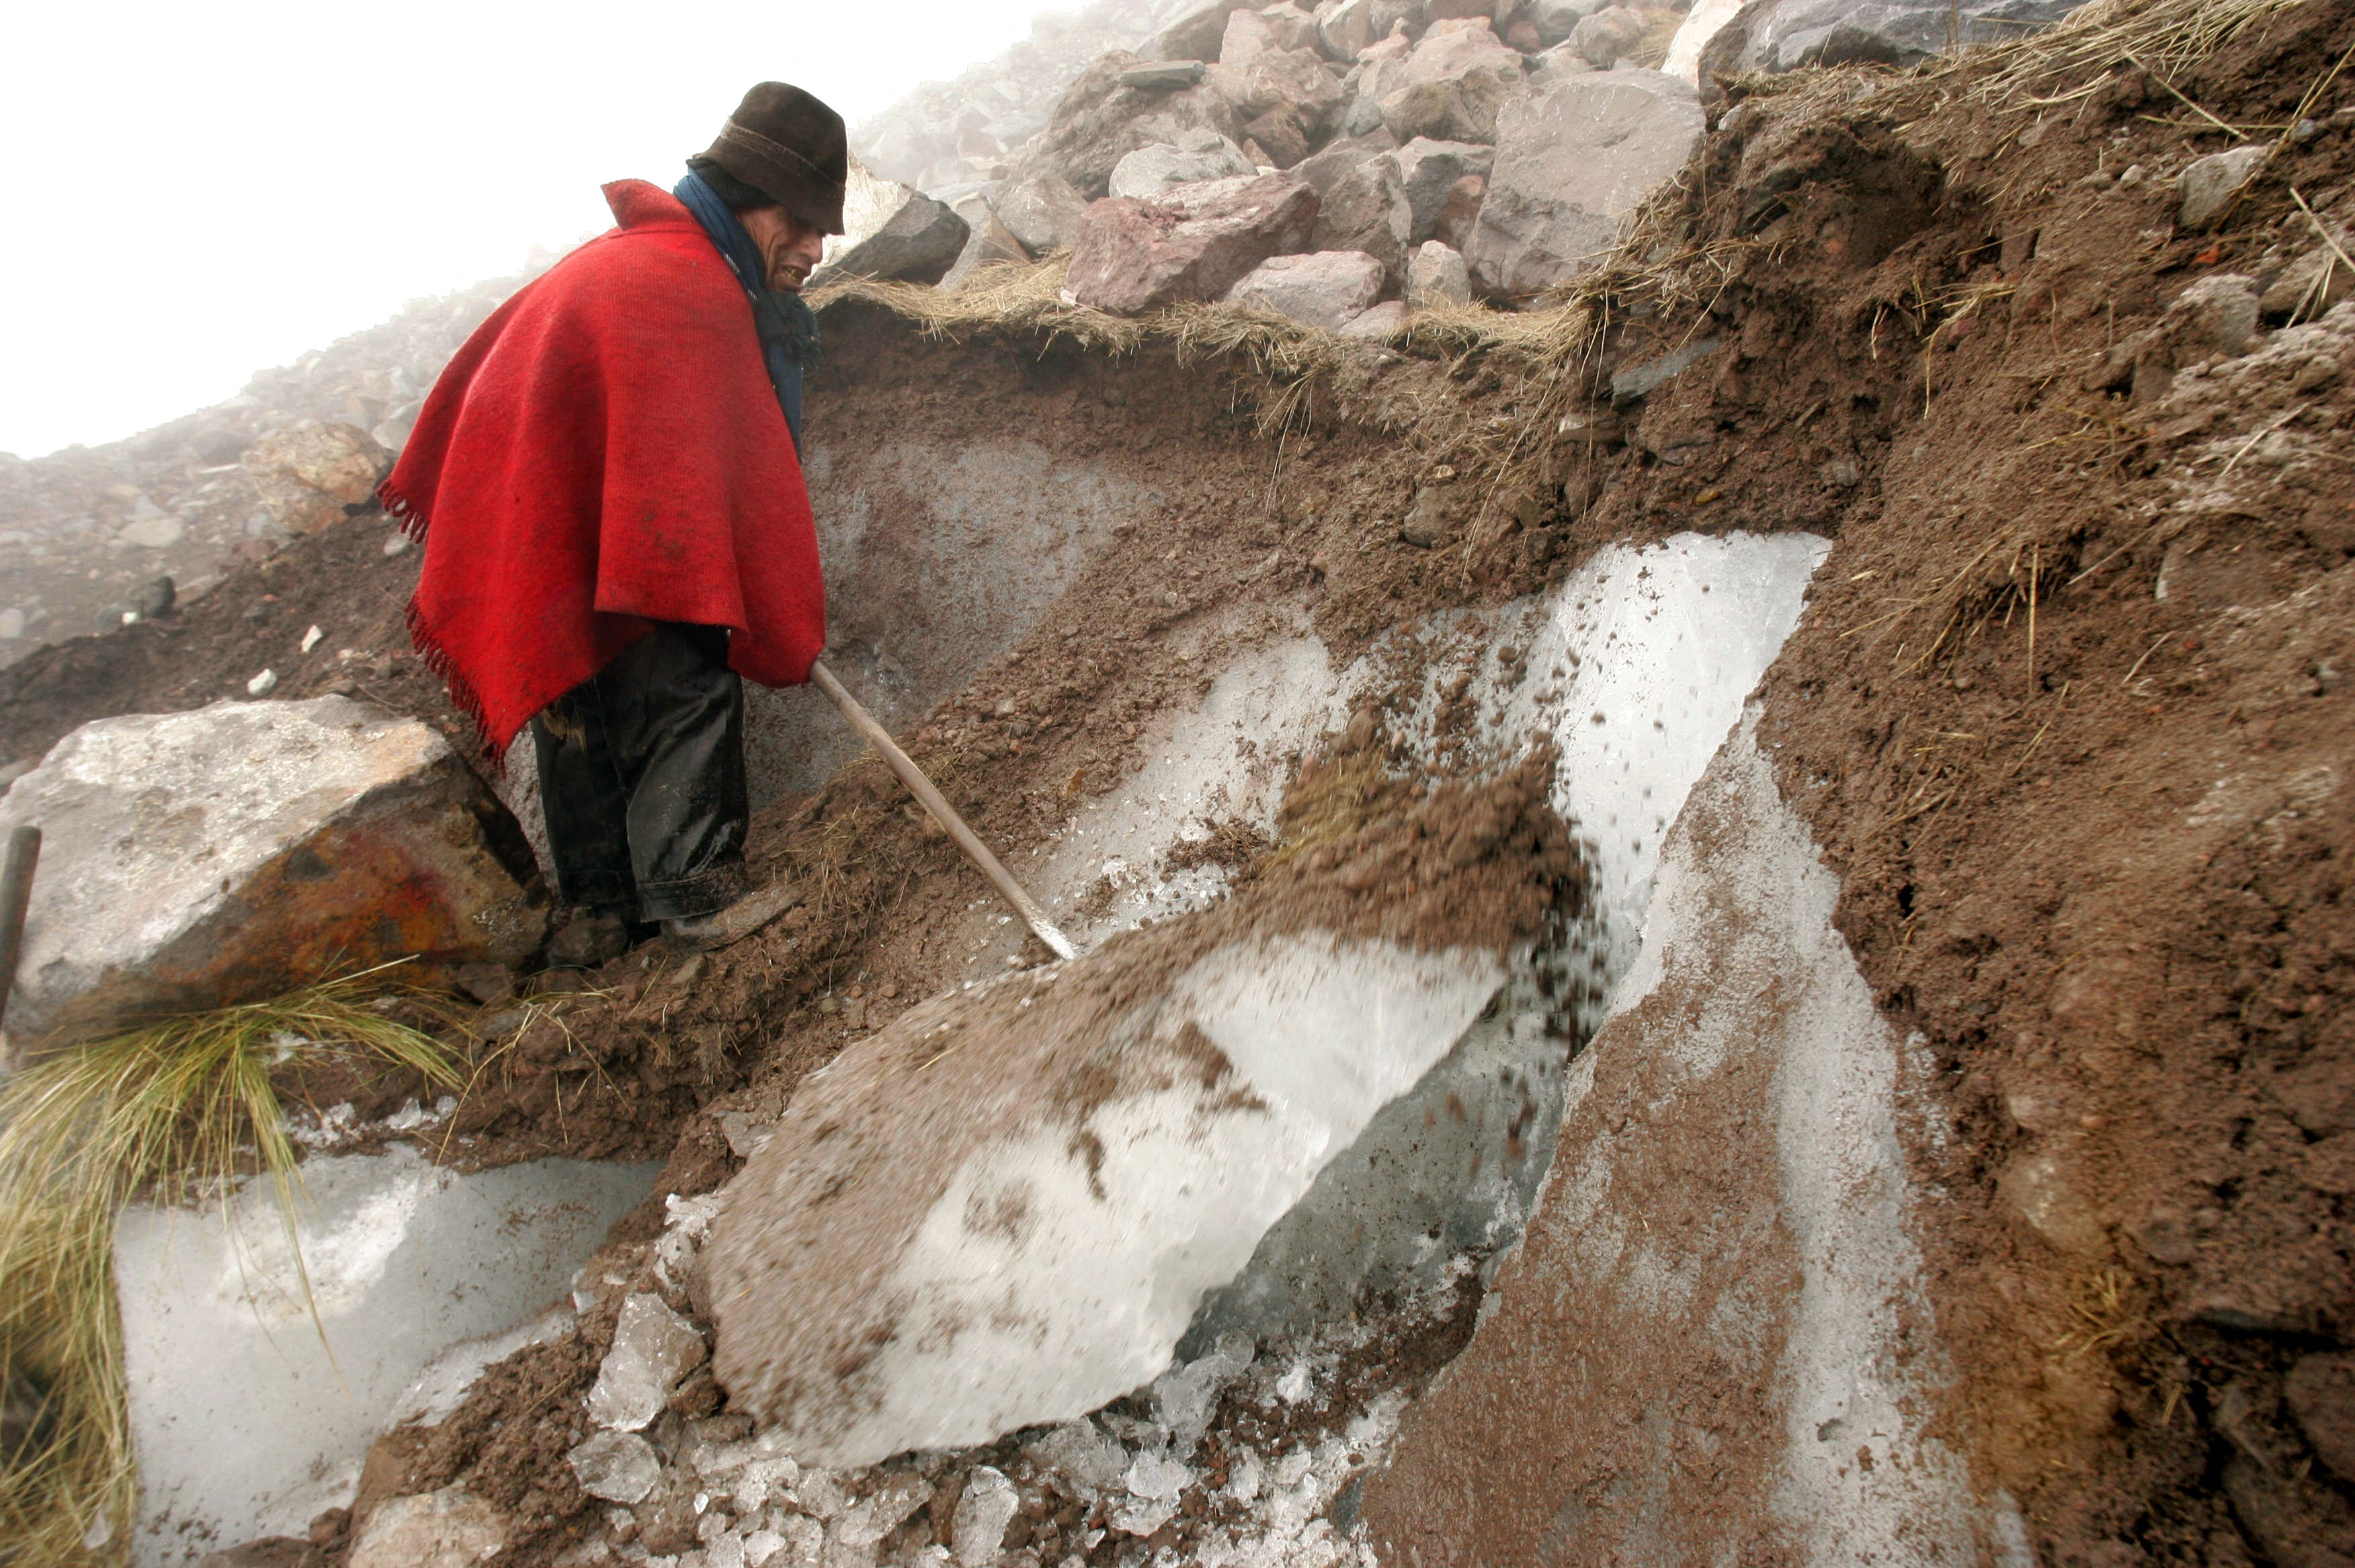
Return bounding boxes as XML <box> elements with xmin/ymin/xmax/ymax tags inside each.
<box><xmin>530</xmin><ymin>623</ymin><xmax>750</xmax><ymax>923</ymax></box>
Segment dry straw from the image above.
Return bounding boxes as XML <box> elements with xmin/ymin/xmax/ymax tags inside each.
<box><xmin>0</xmin><ymin>975</ymin><xmax>466</xmax><ymax>1564</ymax></box>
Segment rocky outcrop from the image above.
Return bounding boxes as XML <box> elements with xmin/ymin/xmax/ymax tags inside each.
<box><xmin>1225</xmin><ymin>249</ymin><xmax>1388</xmax><ymax>329</ymax></box>
<box><xmin>243</xmin><ymin>423</ymin><xmax>392</xmax><ymax>536</ymax></box>
<box><xmin>1310</xmin><ymin>154</ymin><xmax>1415</xmax><ymax>284</ymax></box>
<box><xmin>1066</xmin><ymin>173</ymin><xmax>1321</xmax><ymax>313</ymax></box>
<box><xmin>1465</xmin><ymin>67</ymin><xmax>1702</xmax><ymax>300</ymax></box>
<box><xmin>1376</xmin><ymin>17</ymin><xmax>1526</xmax><ymax>142</ymax></box>
<box><xmin>1108</xmin><ymin>128</ymin><xmax>1260</xmax><ymax>198</ymax></box>
<box><xmin>1004</xmin><ymin>49</ymin><xmax>1249</xmax><ymax>201</ymax></box>
<box><xmin>0</xmin><ymin>696</ymin><xmax>544</xmax><ymax>1042</ymax></box>
<box><xmin>1698</xmin><ymin>0</ymin><xmax>2090</xmax><ymax>79</ymax></box>
<box><xmin>811</xmin><ymin>165</ymin><xmax>970</xmax><ymax>288</ymax></box>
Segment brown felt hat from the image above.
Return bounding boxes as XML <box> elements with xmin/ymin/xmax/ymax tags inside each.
<box><xmin>702</xmin><ymin>82</ymin><xmax>848</xmax><ymax>235</ymax></box>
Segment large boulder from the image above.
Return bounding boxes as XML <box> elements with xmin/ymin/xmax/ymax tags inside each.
<box><xmin>1698</xmin><ymin>0</ymin><xmax>2090</xmax><ymax>79</ymax></box>
<box><xmin>995</xmin><ymin>171</ymin><xmax>1093</xmax><ymax>256</ymax></box>
<box><xmin>1315</xmin><ymin>0</ymin><xmax>1381</xmax><ymax>60</ymax></box>
<box><xmin>1526</xmin><ymin>0</ymin><xmax>1615</xmax><ymax>45</ymax></box>
<box><xmin>1393</xmin><ymin>136</ymin><xmax>1497</xmax><ymax>242</ymax></box>
<box><xmin>939</xmin><ymin>207</ymin><xmax>1030</xmax><ymax>292</ymax></box>
<box><xmin>1465</xmin><ymin>69</ymin><xmax>1702</xmax><ymax>301</ymax></box>
<box><xmin>1212</xmin><ymin>41</ymin><xmax>1349</xmax><ymax>168</ymax></box>
<box><xmin>1011</xmin><ymin>50</ymin><xmax>1248</xmax><ymax>199</ymax></box>
<box><xmin>1311</xmin><ymin>154</ymin><xmax>1415</xmax><ymax>285</ymax></box>
<box><xmin>1568</xmin><ymin>3</ymin><xmax>1652</xmax><ymax>67</ymax></box>
<box><xmin>1065</xmin><ymin>173</ymin><xmax>1320</xmax><ymax>315</ymax></box>
<box><xmin>0</xmin><ymin>697</ymin><xmax>545</xmax><ymax>1044</ymax></box>
<box><xmin>1291</xmin><ymin>128</ymin><xmax>1401</xmax><ymax>196</ymax></box>
<box><xmin>1109</xmin><ymin>129</ymin><xmax>1259</xmax><ymax>199</ymax></box>
<box><xmin>1146</xmin><ymin>0</ymin><xmax>1258</xmax><ymax>61</ymax></box>
<box><xmin>811</xmin><ymin>163</ymin><xmax>968</xmax><ymax>288</ymax></box>
<box><xmin>1225</xmin><ymin>249</ymin><xmax>1388</xmax><ymax>330</ymax></box>
<box><xmin>1378</xmin><ymin>18</ymin><xmax>1528</xmax><ymax>143</ymax></box>
<box><xmin>243</xmin><ymin>422</ymin><xmax>392</xmax><ymax>536</ymax></box>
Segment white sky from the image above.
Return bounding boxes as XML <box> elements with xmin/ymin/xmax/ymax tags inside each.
<box><xmin>0</xmin><ymin>1</ymin><xmax>1052</xmax><ymax>459</ymax></box>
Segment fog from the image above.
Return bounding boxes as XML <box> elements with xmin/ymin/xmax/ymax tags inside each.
<box><xmin>0</xmin><ymin>1</ymin><xmax>1059</xmax><ymax>459</ymax></box>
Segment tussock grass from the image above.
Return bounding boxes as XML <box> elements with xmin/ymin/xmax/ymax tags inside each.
<box><xmin>0</xmin><ymin>975</ymin><xmax>466</xmax><ymax>1564</ymax></box>
<box><xmin>1955</xmin><ymin>0</ymin><xmax>2313</xmax><ymax>103</ymax></box>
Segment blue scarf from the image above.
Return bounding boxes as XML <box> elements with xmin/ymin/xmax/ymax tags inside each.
<box><xmin>673</xmin><ymin>169</ymin><xmax>819</xmax><ymax>453</ymax></box>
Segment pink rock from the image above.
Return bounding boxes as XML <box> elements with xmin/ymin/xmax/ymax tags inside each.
<box><xmin>1225</xmin><ymin>250</ymin><xmax>1387</xmax><ymax>332</ymax></box>
<box><xmin>1067</xmin><ymin>174</ymin><xmax>1321</xmax><ymax>315</ymax></box>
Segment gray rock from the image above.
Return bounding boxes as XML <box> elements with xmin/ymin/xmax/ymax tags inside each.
<box><xmin>118</xmin><ymin>495</ymin><xmax>185</xmax><ymax>550</ymax></box>
<box><xmin>939</xmin><ymin>210</ymin><xmax>1031</xmax><ymax>292</ymax></box>
<box><xmin>995</xmin><ymin>171</ymin><xmax>1092</xmax><ymax>256</ymax></box>
<box><xmin>951</xmin><ymin>1467</ymin><xmax>1020</xmax><ymax>1567</ymax></box>
<box><xmin>1465</xmin><ymin>69</ymin><xmax>1702</xmax><ymax>300</ymax></box>
<box><xmin>1007</xmin><ymin>50</ymin><xmax>1248</xmax><ymax>199</ymax></box>
<box><xmin>1292</xmin><ymin>129</ymin><xmax>1401</xmax><ymax>196</ymax></box>
<box><xmin>1110</xmin><ymin>130</ymin><xmax>1259</xmax><ymax>199</ymax></box>
<box><xmin>1526</xmin><ymin>0</ymin><xmax>1614</xmax><ymax>44</ymax></box>
<box><xmin>811</xmin><ymin>165</ymin><xmax>969</xmax><ymax>288</ymax></box>
<box><xmin>1610</xmin><ymin>335</ymin><xmax>1722</xmax><ymax>405</ymax></box>
<box><xmin>1379</xmin><ymin>21</ymin><xmax>1526</xmax><ymax>142</ymax></box>
<box><xmin>347</xmin><ymin>1487</ymin><xmax>507</xmax><ymax>1568</ymax></box>
<box><xmin>0</xmin><ymin>697</ymin><xmax>546</xmax><ymax>1045</ymax></box>
<box><xmin>1407</xmin><ymin>239</ymin><xmax>1473</xmax><ymax>306</ymax></box>
<box><xmin>1225</xmin><ymin>250</ymin><xmax>1389</xmax><ymax>331</ymax></box>
<box><xmin>1317</xmin><ymin>0</ymin><xmax>1380</xmax><ymax>60</ymax></box>
<box><xmin>1338</xmin><ymin>298</ymin><xmax>1409</xmax><ymax>338</ymax></box>
<box><xmin>2260</xmin><ymin>243</ymin><xmax>2354</xmax><ymax>323</ymax></box>
<box><xmin>587</xmin><ymin>1292</ymin><xmax>708</xmax><ymax>1432</ymax></box>
<box><xmin>1569</xmin><ymin>5</ymin><xmax>1651</xmax><ymax>67</ymax></box>
<box><xmin>568</xmin><ymin>1430</ymin><xmax>664</xmax><ymax>1505</ymax></box>
<box><xmin>1118</xmin><ymin>60</ymin><xmax>1208</xmax><ymax>91</ymax></box>
<box><xmin>106</xmin><ymin>576</ymin><xmax>175</xmax><ymax>625</ymax></box>
<box><xmin>1146</xmin><ymin>1</ymin><xmax>1257</xmax><ymax>61</ymax></box>
<box><xmin>2167</xmin><ymin>273</ymin><xmax>2262</xmax><ymax>358</ymax></box>
<box><xmin>243</xmin><ymin>422</ymin><xmax>391</xmax><ymax>535</ymax></box>
<box><xmin>2180</xmin><ymin>144</ymin><xmax>2270</xmax><ymax>232</ymax></box>
<box><xmin>1393</xmin><ymin>136</ymin><xmax>1496</xmax><ymax>242</ymax></box>
<box><xmin>1066</xmin><ymin>173</ymin><xmax>1321</xmax><ymax>314</ymax></box>
<box><xmin>1311</xmin><ymin>155</ymin><xmax>1415</xmax><ymax>284</ymax></box>
<box><xmin>1698</xmin><ymin>0</ymin><xmax>2091</xmax><ymax>79</ymax></box>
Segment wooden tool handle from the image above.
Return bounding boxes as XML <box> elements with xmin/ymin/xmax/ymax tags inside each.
<box><xmin>809</xmin><ymin>661</ymin><xmax>1079</xmax><ymax>962</ymax></box>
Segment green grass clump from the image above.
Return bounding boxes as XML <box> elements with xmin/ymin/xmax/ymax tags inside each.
<box><xmin>0</xmin><ymin>973</ymin><xmax>466</xmax><ymax>1564</ymax></box>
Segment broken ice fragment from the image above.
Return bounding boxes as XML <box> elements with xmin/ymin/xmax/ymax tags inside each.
<box><xmin>1125</xmin><ymin>1452</ymin><xmax>1195</xmax><ymax>1500</ymax></box>
<box><xmin>1022</xmin><ymin>1419</ymin><xmax>1131</xmax><ymax>1492</ymax></box>
<box><xmin>587</xmin><ymin>1292</ymin><xmax>707</xmax><ymax>1431</ymax></box>
<box><xmin>1151</xmin><ymin>1331</ymin><xmax>1253</xmax><ymax>1452</ymax></box>
<box><xmin>1108</xmin><ymin>1495</ymin><xmax>1180</xmax><ymax>1537</ymax></box>
<box><xmin>570</xmin><ymin>1430</ymin><xmax>663</xmax><ymax>1505</ymax></box>
<box><xmin>951</xmin><ymin>1467</ymin><xmax>1019</xmax><ymax>1567</ymax></box>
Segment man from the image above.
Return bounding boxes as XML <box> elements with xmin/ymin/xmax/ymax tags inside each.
<box><xmin>382</xmin><ymin>83</ymin><xmax>845</xmax><ymax>965</ymax></box>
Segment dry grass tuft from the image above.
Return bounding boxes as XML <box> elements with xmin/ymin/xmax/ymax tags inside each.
<box><xmin>1270</xmin><ymin>751</ymin><xmax>1409</xmax><ymax>867</ymax></box>
<box><xmin>1956</xmin><ymin>0</ymin><xmax>2312</xmax><ymax>104</ymax></box>
<box><xmin>0</xmin><ymin>973</ymin><xmax>467</xmax><ymax>1564</ymax></box>
<box><xmin>2053</xmin><ymin>1266</ymin><xmax>2147</xmax><ymax>1357</ymax></box>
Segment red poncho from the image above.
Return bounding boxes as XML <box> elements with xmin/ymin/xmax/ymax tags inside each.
<box><xmin>382</xmin><ymin>179</ymin><xmax>826</xmax><ymax>765</ymax></box>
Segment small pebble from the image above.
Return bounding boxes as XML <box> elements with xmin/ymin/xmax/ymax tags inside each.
<box><xmin>384</xmin><ymin>532</ymin><xmax>413</xmax><ymax>558</ymax></box>
<box><xmin>300</xmin><ymin>625</ymin><xmax>323</xmax><ymax>653</ymax></box>
<box><xmin>246</xmin><ymin>669</ymin><xmax>279</xmax><ymax>697</ymax></box>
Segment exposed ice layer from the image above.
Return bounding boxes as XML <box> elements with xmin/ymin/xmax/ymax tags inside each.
<box><xmin>1022</xmin><ymin>533</ymin><xmax>1825</xmax><ymax>1350</ymax></box>
<box><xmin>1039</xmin><ymin>636</ymin><xmax>1372</xmax><ymax>942</ymax></box>
<box><xmin>1399</xmin><ymin>530</ymin><xmax>1829</xmax><ymax>1001</ymax></box>
<box><xmin>1181</xmin><ymin>967</ymin><xmax>1573</xmax><ymax>1351</ymax></box>
<box><xmin>116</xmin><ymin>1146</ymin><xmax>659</xmax><ymax>1567</ymax></box>
<box><xmin>768</xmin><ymin>934</ymin><xmax>1504</xmax><ymax>1468</ymax></box>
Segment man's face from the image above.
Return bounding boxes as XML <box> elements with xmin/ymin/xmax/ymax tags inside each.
<box><xmin>739</xmin><ymin>206</ymin><xmax>826</xmax><ymax>292</ymax></box>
